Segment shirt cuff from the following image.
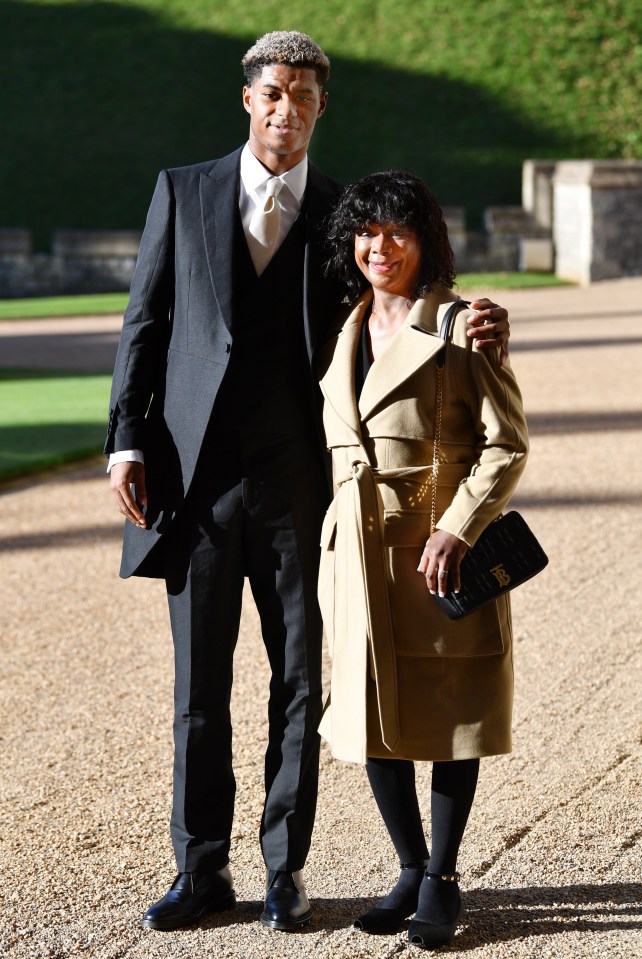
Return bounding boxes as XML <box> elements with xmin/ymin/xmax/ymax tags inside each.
<box><xmin>107</xmin><ymin>450</ymin><xmax>145</xmax><ymax>473</ymax></box>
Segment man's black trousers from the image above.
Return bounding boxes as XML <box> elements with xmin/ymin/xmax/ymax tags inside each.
<box><xmin>163</xmin><ymin>434</ymin><xmax>327</xmax><ymax>874</ymax></box>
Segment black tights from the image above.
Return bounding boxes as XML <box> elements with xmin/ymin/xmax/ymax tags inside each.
<box><xmin>366</xmin><ymin>757</ymin><xmax>480</xmax><ymax>874</ymax></box>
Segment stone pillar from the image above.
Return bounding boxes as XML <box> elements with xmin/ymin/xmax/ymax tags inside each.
<box><xmin>483</xmin><ymin>207</ymin><xmax>551</xmax><ymax>271</ymax></box>
<box><xmin>553</xmin><ymin>161</ymin><xmax>642</xmax><ymax>284</ymax></box>
<box><xmin>442</xmin><ymin>207</ymin><xmax>466</xmax><ymax>263</ymax></box>
<box><xmin>522</xmin><ymin>160</ymin><xmax>557</xmax><ymax>229</ymax></box>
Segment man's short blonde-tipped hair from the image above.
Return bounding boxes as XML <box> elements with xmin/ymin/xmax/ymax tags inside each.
<box><xmin>242</xmin><ymin>31</ymin><xmax>330</xmax><ymax>86</ymax></box>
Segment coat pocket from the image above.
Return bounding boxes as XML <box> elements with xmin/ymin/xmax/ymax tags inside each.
<box><xmin>318</xmin><ymin>503</ymin><xmax>338</xmax><ymax>657</ymax></box>
<box><xmin>384</xmin><ymin>509</ymin><xmax>507</xmax><ymax>658</ymax></box>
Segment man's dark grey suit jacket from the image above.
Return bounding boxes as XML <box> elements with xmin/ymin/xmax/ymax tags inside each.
<box><xmin>105</xmin><ymin>146</ymin><xmax>343</xmax><ymax>578</ymax></box>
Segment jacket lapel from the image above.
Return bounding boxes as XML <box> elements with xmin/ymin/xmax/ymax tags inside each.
<box><xmin>303</xmin><ymin>162</ymin><xmax>341</xmax><ymax>362</ymax></box>
<box><xmin>358</xmin><ymin>297</ymin><xmax>459</xmax><ymax>420</ymax></box>
<box><xmin>318</xmin><ymin>292</ymin><xmax>371</xmax><ymax>439</ymax></box>
<box><xmin>200</xmin><ymin>147</ymin><xmax>243</xmax><ymax>335</ymax></box>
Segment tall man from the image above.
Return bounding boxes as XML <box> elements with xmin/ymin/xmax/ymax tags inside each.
<box><xmin>106</xmin><ymin>30</ymin><xmax>510</xmax><ymax>932</ymax></box>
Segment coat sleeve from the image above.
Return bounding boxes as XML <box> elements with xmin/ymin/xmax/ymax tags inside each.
<box><xmin>436</xmin><ymin>316</ymin><xmax>529</xmax><ymax>546</ymax></box>
<box><xmin>104</xmin><ymin>170</ymin><xmax>175</xmax><ymax>454</ymax></box>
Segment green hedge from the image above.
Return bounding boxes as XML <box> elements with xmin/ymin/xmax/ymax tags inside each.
<box><xmin>2</xmin><ymin>0</ymin><xmax>640</xmax><ymax>248</ymax></box>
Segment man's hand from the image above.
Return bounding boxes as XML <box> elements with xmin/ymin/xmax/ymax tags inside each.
<box><xmin>110</xmin><ymin>461</ymin><xmax>148</xmax><ymax>528</ymax></box>
<box><xmin>467</xmin><ymin>298</ymin><xmax>510</xmax><ymax>367</ymax></box>
<box><xmin>417</xmin><ymin>529</ymin><xmax>469</xmax><ymax>597</ymax></box>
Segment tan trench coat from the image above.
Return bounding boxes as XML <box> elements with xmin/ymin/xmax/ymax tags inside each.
<box><xmin>317</xmin><ymin>291</ymin><xmax>529</xmax><ymax>764</ymax></box>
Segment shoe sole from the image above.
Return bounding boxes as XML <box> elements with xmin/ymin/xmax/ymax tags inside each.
<box><xmin>407</xmin><ymin>901</ymin><xmax>464</xmax><ymax>948</ymax></box>
<box><xmin>260</xmin><ymin>910</ymin><xmax>312</xmax><ymax>931</ymax></box>
<box><xmin>354</xmin><ymin>921</ymin><xmax>405</xmax><ymax>935</ymax></box>
<box><xmin>140</xmin><ymin>892</ymin><xmax>237</xmax><ymax>931</ymax></box>
<box><xmin>353</xmin><ymin>908</ymin><xmax>410</xmax><ymax>935</ymax></box>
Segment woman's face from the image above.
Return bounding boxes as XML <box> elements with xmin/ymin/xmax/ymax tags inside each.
<box><xmin>354</xmin><ymin>222</ymin><xmax>422</xmax><ymax>298</ymax></box>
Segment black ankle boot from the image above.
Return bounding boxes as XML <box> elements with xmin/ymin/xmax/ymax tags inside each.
<box><xmin>353</xmin><ymin>859</ymin><xmax>429</xmax><ymax>934</ymax></box>
<box><xmin>407</xmin><ymin>871</ymin><xmax>463</xmax><ymax>948</ymax></box>
<box><xmin>260</xmin><ymin>870</ymin><xmax>312</xmax><ymax>931</ymax></box>
<box><xmin>141</xmin><ymin>868</ymin><xmax>236</xmax><ymax>931</ymax></box>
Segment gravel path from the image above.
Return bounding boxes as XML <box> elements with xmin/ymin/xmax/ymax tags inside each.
<box><xmin>1</xmin><ymin>278</ymin><xmax>641</xmax><ymax>958</ymax></box>
<box><xmin>0</xmin><ymin>316</ymin><xmax>121</xmax><ymax>371</ymax></box>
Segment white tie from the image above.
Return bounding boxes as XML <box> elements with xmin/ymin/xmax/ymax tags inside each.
<box><xmin>248</xmin><ymin>176</ymin><xmax>284</xmax><ymax>275</ymax></box>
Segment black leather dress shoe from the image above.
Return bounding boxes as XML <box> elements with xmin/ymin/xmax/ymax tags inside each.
<box><xmin>141</xmin><ymin>867</ymin><xmax>236</xmax><ymax>930</ymax></box>
<box><xmin>260</xmin><ymin>870</ymin><xmax>312</xmax><ymax>931</ymax></box>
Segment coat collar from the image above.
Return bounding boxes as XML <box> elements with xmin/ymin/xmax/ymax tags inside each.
<box><xmin>319</xmin><ymin>292</ymin><xmax>462</xmax><ymax>433</ymax></box>
<box><xmin>359</xmin><ymin>295</ymin><xmax>460</xmax><ymax>419</ymax></box>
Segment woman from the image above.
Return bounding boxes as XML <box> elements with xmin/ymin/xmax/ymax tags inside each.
<box><xmin>317</xmin><ymin>171</ymin><xmax>528</xmax><ymax>947</ymax></box>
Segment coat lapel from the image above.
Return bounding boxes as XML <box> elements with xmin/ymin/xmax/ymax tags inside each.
<box><xmin>200</xmin><ymin>147</ymin><xmax>243</xmax><ymax>335</ymax></box>
<box><xmin>318</xmin><ymin>292</ymin><xmax>372</xmax><ymax>439</ymax></box>
<box><xmin>358</xmin><ymin>297</ymin><xmax>459</xmax><ymax>420</ymax></box>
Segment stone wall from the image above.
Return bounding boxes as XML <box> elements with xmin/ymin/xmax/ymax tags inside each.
<box><xmin>0</xmin><ymin>230</ymin><xmax>141</xmax><ymax>298</ymax></box>
<box><xmin>3</xmin><ymin>162</ymin><xmax>641</xmax><ymax>296</ymax></box>
<box><xmin>0</xmin><ymin>215</ymin><xmax>537</xmax><ymax>299</ymax></box>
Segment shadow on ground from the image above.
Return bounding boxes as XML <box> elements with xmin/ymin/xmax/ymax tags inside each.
<box><xmin>165</xmin><ymin>883</ymin><xmax>642</xmax><ymax>944</ymax></box>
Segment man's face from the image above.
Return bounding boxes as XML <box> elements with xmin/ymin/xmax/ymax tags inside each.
<box><xmin>243</xmin><ymin>64</ymin><xmax>328</xmax><ymax>173</ymax></box>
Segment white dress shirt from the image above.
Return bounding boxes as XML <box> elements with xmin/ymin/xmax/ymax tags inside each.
<box><xmin>239</xmin><ymin>143</ymin><xmax>308</xmax><ymax>265</ymax></box>
<box><xmin>108</xmin><ymin>144</ymin><xmax>309</xmax><ymax>472</ymax></box>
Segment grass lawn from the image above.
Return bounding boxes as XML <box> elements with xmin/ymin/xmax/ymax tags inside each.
<box><xmin>0</xmin><ymin>294</ymin><xmax>129</xmax><ymax>320</ymax></box>
<box><xmin>0</xmin><ymin>370</ymin><xmax>111</xmax><ymax>480</ymax></box>
<box><xmin>456</xmin><ymin>272</ymin><xmax>572</xmax><ymax>290</ymax></box>
<box><xmin>0</xmin><ymin>269</ymin><xmax>572</xmax><ymax>480</ymax></box>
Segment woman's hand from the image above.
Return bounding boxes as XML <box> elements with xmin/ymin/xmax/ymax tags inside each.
<box><xmin>417</xmin><ymin>530</ymin><xmax>469</xmax><ymax>596</ymax></box>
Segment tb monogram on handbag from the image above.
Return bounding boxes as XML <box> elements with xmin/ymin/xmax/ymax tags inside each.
<box><xmin>428</xmin><ymin>300</ymin><xmax>548</xmax><ymax>620</ymax></box>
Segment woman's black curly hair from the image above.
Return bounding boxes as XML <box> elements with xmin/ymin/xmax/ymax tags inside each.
<box><xmin>324</xmin><ymin>170</ymin><xmax>456</xmax><ymax>300</ymax></box>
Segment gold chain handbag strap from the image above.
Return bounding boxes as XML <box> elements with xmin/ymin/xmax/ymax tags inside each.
<box><xmin>430</xmin><ymin>300</ymin><xmax>469</xmax><ymax>534</ymax></box>
<box><xmin>430</xmin><ymin>363</ymin><xmax>444</xmax><ymax>534</ymax></box>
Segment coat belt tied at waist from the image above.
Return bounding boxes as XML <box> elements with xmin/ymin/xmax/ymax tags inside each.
<box><xmin>334</xmin><ymin>460</ymin><xmax>439</xmax><ymax>752</ymax></box>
